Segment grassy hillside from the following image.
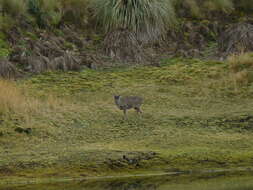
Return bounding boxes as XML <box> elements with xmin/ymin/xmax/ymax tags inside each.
<box><xmin>0</xmin><ymin>57</ymin><xmax>253</xmax><ymax>183</ymax></box>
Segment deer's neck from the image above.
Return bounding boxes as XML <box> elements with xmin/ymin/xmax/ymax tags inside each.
<box><xmin>115</xmin><ymin>96</ymin><xmax>122</xmax><ymax>107</ymax></box>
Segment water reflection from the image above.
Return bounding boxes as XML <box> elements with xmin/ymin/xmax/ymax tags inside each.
<box><xmin>2</xmin><ymin>172</ymin><xmax>253</xmax><ymax>190</ymax></box>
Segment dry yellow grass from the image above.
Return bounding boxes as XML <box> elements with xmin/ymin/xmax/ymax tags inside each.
<box><xmin>227</xmin><ymin>52</ymin><xmax>253</xmax><ymax>88</ymax></box>
<box><xmin>228</xmin><ymin>52</ymin><xmax>253</xmax><ymax>73</ymax></box>
<box><xmin>0</xmin><ymin>79</ymin><xmax>75</xmax><ymax>127</ymax></box>
<box><xmin>0</xmin><ymin>80</ymin><xmax>38</xmax><ymax>115</ymax></box>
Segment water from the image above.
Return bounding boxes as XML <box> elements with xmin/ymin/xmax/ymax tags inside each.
<box><xmin>2</xmin><ymin>172</ymin><xmax>253</xmax><ymax>190</ymax></box>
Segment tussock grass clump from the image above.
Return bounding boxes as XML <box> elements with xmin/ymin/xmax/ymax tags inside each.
<box><xmin>227</xmin><ymin>52</ymin><xmax>253</xmax><ymax>86</ymax></box>
<box><xmin>91</xmin><ymin>0</ymin><xmax>176</xmax><ymax>41</ymax></box>
<box><xmin>91</xmin><ymin>0</ymin><xmax>176</xmax><ymax>61</ymax></box>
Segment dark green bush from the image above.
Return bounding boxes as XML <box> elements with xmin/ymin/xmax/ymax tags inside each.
<box><xmin>27</xmin><ymin>0</ymin><xmax>62</xmax><ymax>28</ymax></box>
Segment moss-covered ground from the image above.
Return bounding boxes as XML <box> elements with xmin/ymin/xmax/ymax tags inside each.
<box><xmin>0</xmin><ymin>58</ymin><xmax>253</xmax><ymax>184</ymax></box>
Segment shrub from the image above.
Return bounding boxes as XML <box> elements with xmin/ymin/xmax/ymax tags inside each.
<box><xmin>0</xmin><ymin>15</ymin><xmax>16</xmax><ymax>33</ymax></box>
<box><xmin>0</xmin><ymin>37</ymin><xmax>11</xmax><ymax>58</ymax></box>
<box><xmin>173</xmin><ymin>0</ymin><xmax>234</xmax><ymax>18</ymax></box>
<box><xmin>173</xmin><ymin>0</ymin><xmax>202</xmax><ymax>18</ymax></box>
<box><xmin>60</xmin><ymin>0</ymin><xmax>90</xmax><ymax>26</ymax></box>
<box><xmin>41</xmin><ymin>0</ymin><xmax>62</xmax><ymax>26</ymax></box>
<box><xmin>0</xmin><ymin>0</ymin><xmax>27</xmax><ymax>17</ymax></box>
<box><xmin>27</xmin><ymin>0</ymin><xmax>62</xmax><ymax>28</ymax></box>
<box><xmin>204</xmin><ymin>0</ymin><xmax>234</xmax><ymax>13</ymax></box>
<box><xmin>235</xmin><ymin>0</ymin><xmax>253</xmax><ymax>12</ymax></box>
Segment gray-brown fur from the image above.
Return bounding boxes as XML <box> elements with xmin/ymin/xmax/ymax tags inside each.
<box><xmin>114</xmin><ymin>95</ymin><xmax>143</xmax><ymax>118</ymax></box>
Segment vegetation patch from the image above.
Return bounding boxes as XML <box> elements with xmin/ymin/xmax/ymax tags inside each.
<box><xmin>219</xmin><ymin>23</ymin><xmax>253</xmax><ymax>56</ymax></box>
<box><xmin>0</xmin><ymin>58</ymin><xmax>252</xmax><ymax>180</ymax></box>
<box><xmin>227</xmin><ymin>52</ymin><xmax>253</xmax><ymax>88</ymax></box>
<box><xmin>0</xmin><ymin>0</ymin><xmax>253</xmax><ymax>182</ymax></box>
<box><xmin>0</xmin><ymin>34</ymin><xmax>11</xmax><ymax>58</ymax></box>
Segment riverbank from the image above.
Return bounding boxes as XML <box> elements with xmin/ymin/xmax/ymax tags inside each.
<box><xmin>1</xmin><ymin>167</ymin><xmax>253</xmax><ymax>187</ymax></box>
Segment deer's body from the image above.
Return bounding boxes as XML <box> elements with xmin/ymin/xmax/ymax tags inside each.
<box><xmin>114</xmin><ymin>95</ymin><xmax>143</xmax><ymax>118</ymax></box>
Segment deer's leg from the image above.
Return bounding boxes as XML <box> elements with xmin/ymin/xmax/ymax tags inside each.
<box><xmin>135</xmin><ymin>107</ymin><xmax>142</xmax><ymax>119</ymax></box>
<box><xmin>135</xmin><ymin>107</ymin><xmax>142</xmax><ymax>114</ymax></box>
<box><xmin>123</xmin><ymin>109</ymin><xmax>127</xmax><ymax>119</ymax></box>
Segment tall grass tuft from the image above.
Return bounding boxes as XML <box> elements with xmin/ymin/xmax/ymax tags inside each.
<box><xmin>91</xmin><ymin>0</ymin><xmax>176</xmax><ymax>41</ymax></box>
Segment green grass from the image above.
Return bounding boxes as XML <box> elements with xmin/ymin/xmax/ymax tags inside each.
<box><xmin>0</xmin><ymin>34</ymin><xmax>11</xmax><ymax>58</ymax></box>
<box><xmin>0</xmin><ymin>58</ymin><xmax>253</xmax><ymax>182</ymax></box>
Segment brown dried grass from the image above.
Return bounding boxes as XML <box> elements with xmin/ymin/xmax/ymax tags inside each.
<box><xmin>227</xmin><ymin>52</ymin><xmax>253</xmax><ymax>88</ymax></box>
<box><xmin>0</xmin><ymin>80</ymin><xmax>38</xmax><ymax>115</ymax></box>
